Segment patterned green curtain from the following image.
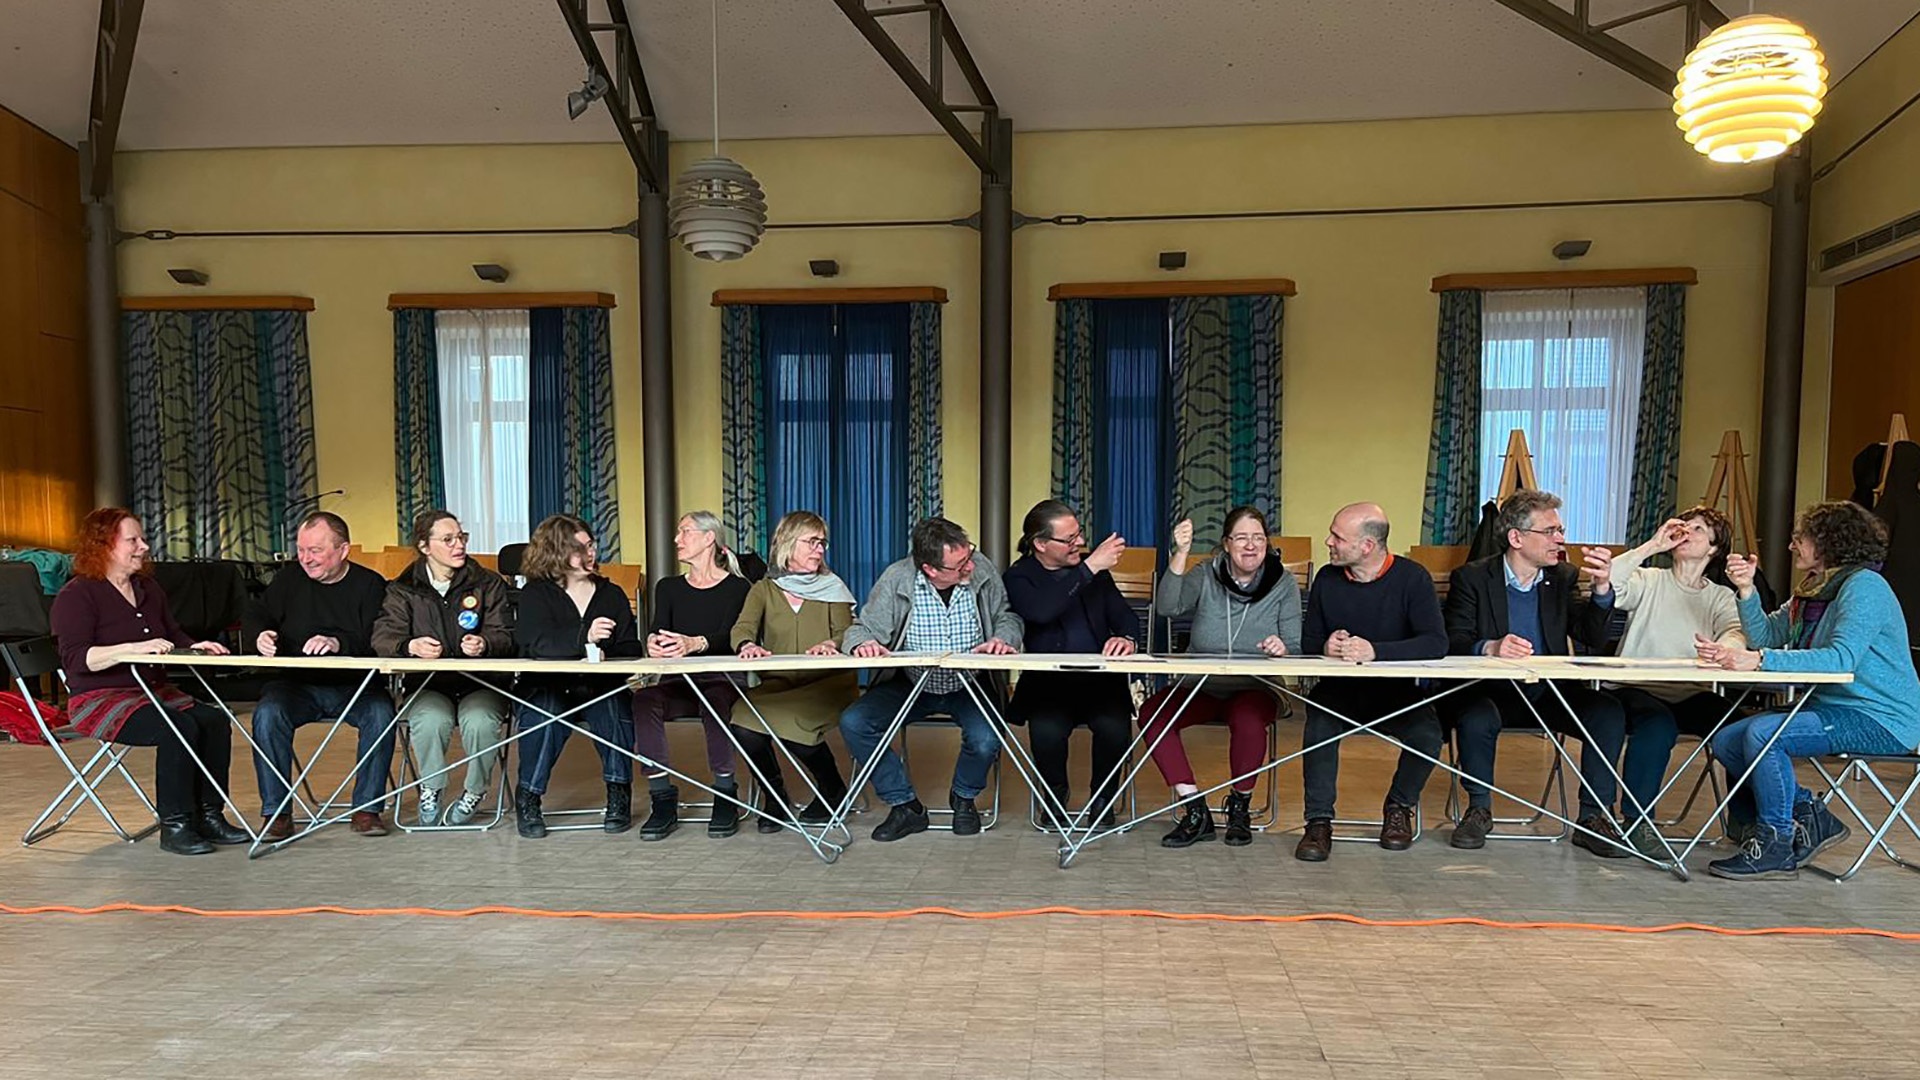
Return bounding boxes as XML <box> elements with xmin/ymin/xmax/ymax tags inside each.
<box><xmin>1421</xmin><ymin>289</ymin><xmax>1484</xmax><ymax>546</ymax></box>
<box><xmin>547</xmin><ymin>306</ymin><xmax>621</xmax><ymax>561</ymax></box>
<box><xmin>719</xmin><ymin>304</ymin><xmax>768</xmax><ymax>552</ymax></box>
<box><xmin>1050</xmin><ymin>298</ymin><xmax>1097</xmax><ymax>524</ymax></box>
<box><xmin>124</xmin><ymin>309</ymin><xmax>318</xmax><ymax>561</ymax></box>
<box><xmin>1627</xmin><ymin>283</ymin><xmax>1688</xmax><ymax>541</ymax></box>
<box><xmin>906</xmin><ymin>301</ymin><xmax>944</xmax><ymax>525</ymax></box>
<box><xmin>392</xmin><ymin>308</ymin><xmax>446</xmax><ymax>541</ymax></box>
<box><xmin>1167</xmin><ymin>295</ymin><xmax>1283</xmax><ymax>539</ymax></box>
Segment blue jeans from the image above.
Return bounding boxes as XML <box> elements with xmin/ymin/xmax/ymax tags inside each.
<box><xmin>251</xmin><ymin>678</ymin><xmax>398</xmax><ymax>819</ymax></box>
<box><xmin>1448</xmin><ymin>682</ymin><xmax>1625</xmax><ymax>821</ymax></box>
<box><xmin>1709</xmin><ymin>711</ymin><xmax>1836</xmax><ymax>830</ymax></box>
<box><xmin>1609</xmin><ymin>687</ymin><xmax>1735</xmax><ymax>823</ymax></box>
<box><xmin>515</xmin><ymin>684</ymin><xmax>635</xmax><ymax>796</ymax></box>
<box><xmin>839</xmin><ymin>677</ymin><xmax>1000</xmax><ymax>807</ymax></box>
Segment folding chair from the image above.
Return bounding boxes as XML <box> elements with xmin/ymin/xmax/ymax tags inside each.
<box><xmin>1651</xmin><ymin>732</ymin><xmax>1726</xmax><ymax>835</ymax></box>
<box><xmin>5</xmin><ymin>636</ymin><xmax>161</xmax><ymax>847</ymax></box>
<box><xmin>1807</xmin><ymin>751</ymin><xmax>1920</xmax><ymax>882</ymax></box>
<box><xmin>392</xmin><ymin>714</ymin><xmax>512</xmax><ymax>833</ymax></box>
<box><xmin>891</xmin><ymin>715</ymin><xmax>1002</xmax><ymax>831</ymax></box>
<box><xmin>1444</xmin><ymin>728</ymin><xmax>1572</xmax><ymax>842</ymax></box>
<box><xmin>1027</xmin><ymin>732</ymin><xmax>1138</xmax><ymax>835</ymax></box>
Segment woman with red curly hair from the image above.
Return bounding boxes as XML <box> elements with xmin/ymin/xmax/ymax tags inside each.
<box><xmin>48</xmin><ymin>509</ymin><xmax>247</xmax><ymax>855</ymax></box>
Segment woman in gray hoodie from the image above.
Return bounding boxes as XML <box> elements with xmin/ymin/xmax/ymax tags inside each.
<box><xmin>1142</xmin><ymin>506</ymin><xmax>1302</xmax><ymax>848</ymax></box>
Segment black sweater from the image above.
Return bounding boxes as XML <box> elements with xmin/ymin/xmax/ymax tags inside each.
<box><xmin>244</xmin><ymin>562</ymin><xmax>389</xmax><ymax>681</ymax></box>
<box><xmin>1003</xmin><ymin>555</ymin><xmax>1139</xmax><ymax>654</ymax></box>
<box><xmin>647</xmin><ymin>575</ymin><xmax>751</xmax><ymax>656</ymax></box>
<box><xmin>514</xmin><ymin>577</ymin><xmax>644</xmax><ymax>660</ymax></box>
<box><xmin>1302</xmin><ymin>556</ymin><xmax>1447</xmax><ymax>661</ymax></box>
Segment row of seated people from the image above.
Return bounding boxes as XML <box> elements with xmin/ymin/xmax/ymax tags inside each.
<box><xmin>46</xmin><ymin>488</ymin><xmax>1920</xmax><ymax>881</ymax></box>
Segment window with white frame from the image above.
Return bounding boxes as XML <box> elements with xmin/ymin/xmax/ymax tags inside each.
<box><xmin>434</xmin><ymin>309</ymin><xmax>530</xmax><ymax>553</ymax></box>
<box><xmin>1477</xmin><ymin>287</ymin><xmax>1647</xmax><ymax>542</ymax></box>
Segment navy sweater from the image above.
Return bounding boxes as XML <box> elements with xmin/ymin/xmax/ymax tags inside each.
<box><xmin>1301</xmin><ymin>556</ymin><xmax>1447</xmax><ymax>660</ymax></box>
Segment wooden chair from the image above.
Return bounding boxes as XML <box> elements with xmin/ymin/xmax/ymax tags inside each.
<box><xmin>467</xmin><ymin>552</ymin><xmax>499</xmax><ymax>572</ymax></box>
<box><xmin>1109</xmin><ymin>546</ymin><xmax>1157</xmax><ymax>653</ymax></box>
<box><xmin>600</xmin><ymin>563</ymin><xmax>645</xmax><ymax>615</ymax></box>
<box><xmin>1408</xmin><ymin>544</ymin><xmax>1469</xmax><ymax>604</ymax></box>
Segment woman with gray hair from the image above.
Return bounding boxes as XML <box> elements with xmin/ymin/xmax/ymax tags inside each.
<box><xmin>730</xmin><ymin>510</ymin><xmax>858</xmax><ymax>832</ymax></box>
<box><xmin>631</xmin><ymin>511</ymin><xmax>752</xmax><ymax>841</ymax></box>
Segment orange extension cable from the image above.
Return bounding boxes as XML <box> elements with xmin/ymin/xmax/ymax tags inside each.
<box><xmin>2</xmin><ymin>901</ymin><xmax>1917</xmax><ymax>941</ymax></box>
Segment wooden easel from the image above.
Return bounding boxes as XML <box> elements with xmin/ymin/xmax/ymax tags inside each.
<box><xmin>1698</xmin><ymin>429</ymin><xmax>1760</xmax><ymax>555</ymax></box>
<box><xmin>1496</xmin><ymin>428</ymin><xmax>1539</xmax><ymax>500</ymax></box>
<box><xmin>1876</xmin><ymin>413</ymin><xmax>1910</xmax><ymax>498</ymax></box>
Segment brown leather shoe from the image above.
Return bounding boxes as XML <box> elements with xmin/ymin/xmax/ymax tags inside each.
<box><xmin>1380</xmin><ymin>802</ymin><xmax>1416</xmax><ymax>850</ymax></box>
<box><xmin>1571</xmin><ymin>814</ymin><xmax>1631</xmax><ymax>859</ymax></box>
<box><xmin>1294</xmin><ymin>819</ymin><xmax>1332</xmax><ymax>862</ymax></box>
<box><xmin>262</xmin><ymin>813</ymin><xmax>294</xmax><ymax>841</ymax></box>
<box><xmin>350</xmin><ymin>811</ymin><xmax>389</xmax><ymax>837</ymax></box>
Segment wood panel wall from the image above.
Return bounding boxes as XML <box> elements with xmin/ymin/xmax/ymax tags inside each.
<box><xmin>1826</xmin><ymin>256</ymin><xmax>1920</xmax><ymax>499</ymax></box>
<box><xmin>0</xmin><ymin>105</ymin><xmax>89</xmax><ymax>550</ymax></box>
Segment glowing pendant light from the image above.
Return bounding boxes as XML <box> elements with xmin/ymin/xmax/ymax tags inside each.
<box><xmin>1673</xmin><ymin>14</ymin><xmax>1827</xmax><ymax>164</ymax></box>
<box><xmin>668</xmin><ymin>0</ymin><xmax>766</xmax><ymax>260</ymax></box>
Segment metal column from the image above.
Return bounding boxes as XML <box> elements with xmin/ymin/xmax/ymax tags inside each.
<box><xmin>978</xmin><ymin>118</ymin><xmax>1013</xmax><ymax>567</ymax></box>
<box><xmin>1757</xmin><ymin>141</ymin><xmax>1812</xmax><ymax>586</ymax></box>
<box><xmin>638</xmin><ymin>131</ymin><xmax>677</xmax><ymax>589</ymax></box>
<box><xmin>83</xmin><ymin>193</ymin><xmax>124</xmax><ymax>506</ymax></box>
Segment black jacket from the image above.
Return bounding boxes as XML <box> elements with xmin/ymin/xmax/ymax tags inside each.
<box><xmin>1878</xmin><ymin>441</ymin><xmax>1920</xmax><ymax>645</ymax></box>
<box><xmin>1442</xmin><ymin>553</ymin><xmax>1612</xmax><ymax>657</ymax></box>
<box><xmin>1002</xmin><ymin>556</ymin><xmax>1139</xmax><ymax>654</ymax></box>
<box><xmin>372</xmin><ymin>558</ymin><xmax>515</xmax><ymax>659</ymax></box>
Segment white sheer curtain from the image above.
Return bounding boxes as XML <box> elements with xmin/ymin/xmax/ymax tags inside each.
<box><xmin>434</xmin><ymin>309</ymin><xmax>530</xmax><ymax>553</ymax></box>
<box><xmin>1477</xmin><ymin>287</ymin><xmax>1647</xmax><ymax>542</ymax></box>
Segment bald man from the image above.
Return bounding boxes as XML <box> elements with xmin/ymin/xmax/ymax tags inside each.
<box><xmin>1293</xmin><ymin>503</ymin><xmax>1448</xmax><ymax>862</ymax></box>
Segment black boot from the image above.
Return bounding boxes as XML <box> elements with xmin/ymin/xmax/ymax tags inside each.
<box><xmin>638</xmin><ymin>786</ymin><xmax>678</xmax><ymax>840</ymax></box>
<box><xmin>1160</xmin><ymin>797</ymin><xmax>1216</xmax><ymax>848</ymax></box>
<box><xmin>708</xmin><ymin>784</ymin><xmax>741</xmax><ymax>838</ymax></box>
<box><xmin>800</xmin><ymin>772</ymin><xmax>849</xmax><ymax>825</ymax></box>
<box><xmin>757</xmin><ymin>778</ymin><xmax>792</xmax><ymax>833</ymax></box>
<box><xmin>159</xmin><ymin>815</ymin><xmax>214</xmax><ymax>855</ymax></box>
<box><xmin>603</xmin><ymin>781</ymin><xmax>633</xmax><ymax>834</ymax></box>
<box><xmin>193</xmin><ymin>805</ymin><xmax>251</xmax><ymax>846</ymax></box>
<box><xmin>516</xmin><ymin>788</ymin><xmax>548</xmax><ymax>839</ymax></box>
<box><xmin>1223</xmin><ymin>790</ymin><xmax>1253</xmax><ymax>847</ymax></box>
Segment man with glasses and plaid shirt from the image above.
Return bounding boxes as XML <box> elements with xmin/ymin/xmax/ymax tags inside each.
<box><xmin>840</xmin><ymin>518</ymin><xmax>1024</xmax><ymax>842</ymax></box>
<box><xmin>1440</xmin><ymin>489</ymin><xmax>1629</xmax><ymax>855</ymax></box>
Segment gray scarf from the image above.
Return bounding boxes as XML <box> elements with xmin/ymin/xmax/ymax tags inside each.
<box><xmin>769</xmin><ymin>570</ymin><xmax>857</xmax><ymax>605</ymax></box>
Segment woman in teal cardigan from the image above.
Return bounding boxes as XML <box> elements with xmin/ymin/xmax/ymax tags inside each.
<box><xmin>1696</xmin><ymin>501</ymin><xmax>1920</xmax><ymax>880</ymax></box>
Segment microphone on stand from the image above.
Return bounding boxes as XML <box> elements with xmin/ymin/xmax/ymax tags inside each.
<box><xmin>275</xmin><ymin>489</ymin><xmax>347</xmax><ymax>560</ymax></box>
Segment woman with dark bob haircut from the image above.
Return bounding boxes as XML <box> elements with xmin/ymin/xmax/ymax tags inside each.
<box><xmin>1696</xmin><ymin>501</ymin><xmax>1920</xmax><ymax>880</ymax></box>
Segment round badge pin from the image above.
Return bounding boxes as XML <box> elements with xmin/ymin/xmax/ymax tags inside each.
<box><xmin>457</xmin><ymin>610</ymin><xmax>481</xmax><ymax>631</ymax></box>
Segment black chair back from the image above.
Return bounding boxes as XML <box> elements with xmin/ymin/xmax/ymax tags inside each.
<box><xmin>1</xmin><ymin>635</ymin><xmax>61</xmax><ymax>683</ymax></box>
<box><xmin>148</xmin><ymin>560</ymin><xmax>247</xmax><ymax>643</ymax></box>
<box><xmin>497</xmin><ymin>543</ymin><xmax>529</xmax><ymax>578</ymax></box>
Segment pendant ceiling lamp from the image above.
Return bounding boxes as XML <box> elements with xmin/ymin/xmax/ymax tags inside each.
<box><xmin>668</xmin><ymin>0</ymin><xmax>766</xmax><ymax>260</ymax></box>
<box><xmin>1673</xmin><ymin>13</ymin><xmax>1826</xmax><ymax>164</ymax></box>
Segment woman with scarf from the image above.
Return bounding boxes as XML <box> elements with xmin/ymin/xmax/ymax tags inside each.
<box><xmin>729</xmin><ymin>510</ymin><xmax>858</xmax><ymax>832</ymax></box>
<box><xmin>1141</xmin><ymin>506</ymin><xmax>1302</xmax><ymax>848</ymax></box>
<box><xmin>1697</xmin><ymin>501</ymin><xmax>1920</xmax><ymax>879</ymax></box>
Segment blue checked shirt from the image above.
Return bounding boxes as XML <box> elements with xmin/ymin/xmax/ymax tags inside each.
<box><xmin>904</xmin><ymin>573</ymin><xmax>983</xmax><ymax>693</ymax></box>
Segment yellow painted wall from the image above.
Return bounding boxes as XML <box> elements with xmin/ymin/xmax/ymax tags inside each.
<box><xmin>1812</xmin><ymin>14</ymin><xmax>1920</xmax><ymax>254</ymax></box>
<box><xmin>118</xmin><ymin>107</ymin><xmax>1784</xmax><ymax>562</ymax></box>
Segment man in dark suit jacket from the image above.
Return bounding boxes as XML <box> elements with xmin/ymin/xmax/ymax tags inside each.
<box><xmin>1442</xmin><ymin>490</ymin><xmax>1629</xmax><ymax>857</ymax></box>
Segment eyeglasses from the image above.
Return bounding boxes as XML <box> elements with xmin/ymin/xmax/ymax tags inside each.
<box><xmin>1226</xmin><ymin>533</ymin><xmax>1267</xmax><ymax>546</ymax></box>
<box><xmin>938</xmin><ymin>545</ymin><xmax>977</xmax><ymax>572</ymax></box>
<box><xmin>797</xmin><ymin>536</ymin><xmax>829</xmax><ymax>551</ymax></box>
<box><xmin>1518</xmin><ymin>526</ymin><xmax>1568</xmax><ymax>539</ymax></box>
<box><xmin>1042</xmin><ymin>530</ymin><xmax>1084</xmax><ymax>547</ymax></box>
<box><xmin>431</xmin><ymin>532</ymin><xmax>471</xmax><ymax>545</ymax></box>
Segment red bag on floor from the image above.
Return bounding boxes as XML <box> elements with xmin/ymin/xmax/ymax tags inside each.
<box><xmin>0</xmin><ymin>690</ymin><xmax>62</xmax><ymax>745</ymax></box>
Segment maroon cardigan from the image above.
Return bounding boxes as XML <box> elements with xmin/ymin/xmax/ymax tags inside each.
<box><xmin>50</xmin><ymin>576</ymin><xmax>197</xmax><ymax>738</ymax></box>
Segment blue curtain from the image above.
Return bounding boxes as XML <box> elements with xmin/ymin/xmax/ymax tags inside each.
<box><xmin>1627</xmin><ymin>283</ymin><xmax>1688</xmax><ymax>542</ymax></box>
<box><xmin>527</xmin><ymin>306</ymin><xmax>619</xmax><ymax>560</ymax></box>
<box><xmin>1051</xmin><ymin>299</ymin><xmax>1096</xmax><ymax>526</ymax></box>
<box><xmin>1168</xmin><ymin>295</ymin><xmax>1283</xmax><ymax>542</ymax></box>
<box><xmin>124</xmin><ymin>308</ymin><xmax>318</xmax><ymax>561</ymax></box>
<box><xmin>392</xmin><ymin>309</ymin><xmax>446</xmax><ymax>541</ymax></box>
<box><xmin>1422</xmin><ymin>289</ymin><xmax>1484</xmax><ymax>546</ymax></box>
<box><xmin>720</xmin><ymin>305</ymin><xmax>769</xmax><ymax>552</ymax></box>
<box><xmin>759</xmin><ymin>303</ymin><xmax>909</xmax><ymax>603</ymax></box>
<box><xmin>1093</xmin><ymin>298</ymin><xmax>1171</xmax><ymax>548</ymax></box>
<box><xmin>905</xmin><ymin>302</ymin><xmax>943</xmax><ymax>525</ymax></box>
<box><xmin>527</xmin><ymin>308</ymin><xmax>566</xmax><ymax>526</ymax></box>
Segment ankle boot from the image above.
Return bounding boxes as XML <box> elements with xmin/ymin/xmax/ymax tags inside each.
<box><xmin>193</xmin><ymin>805</ymin><xmax>251</xmax><ymax>846</ymax></box>
<box><xmin>603</xmin><ymin>781</ymin><xmax>633</xmax><ymax>834</ymax></box>
<box><xmin>516</xmin><ymin>788</ymin><xmax>548</xmax><ymax>839</ymax></box>
<box><xmin>639</xmin><ymin>787</ymin><xmax>679</xmax><ymax>841</ymax></box>
<box><xmin>1222</xmin><ymin>790</ymin><xmax>1253</xmax><ymax>846</ymax></box>
<box><xmin>1160</xmin><ymin>797</ymin><xmax>1217</xmax><ymax>848</ymax></box>
<box><xmin>708</xmin><ymin>786</ymin><xmax>740</xmax><ymax>838</ymax></box>
<box><xmin>757</xmin><ymin>779</ymin><xmax>792</xmax><ymax>834</ymax></box>
<box><xmin>159</xmin><ymin>814</ymin><xmax>214</xmax><ymax>855</ymax></box>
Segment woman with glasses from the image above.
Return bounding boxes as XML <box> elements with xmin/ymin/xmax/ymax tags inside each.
<box><xmin>511</xmin><ymin>513</ymin><xmax>643</xmax><ymax>838</ymax></box>
<box><xmin>729</xmin><ymin>511</ymin><xmax>857</xmax><ymax>831</ymax></box>
<box><xmin>372</xmin><ymin>509</ymin><xmax>515</xmax><ymax>827</ymax></box>
<box><xmin>1003</xmin><ymin>499</ymin><xmax>1139</xmax><ymax>827</ymax></box>
<box><xmin>1141</xmin><ymin>505</ymin><xmax>1301</xmax><ymax>848</ymax></box>
<box><xmin>630</xmin><ymin>511</ymin><xmax>752</xmax><ymax>841</ymax></box>
<box><xmin>1597</xmin><ymin>506</ymin><xmax>1745</xmax><ymax>857</ymax></box>
<box><xmin>1697</xmin><ymin>501</ymin><xmax>1920</xmax><ymax>879</ymax></box>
